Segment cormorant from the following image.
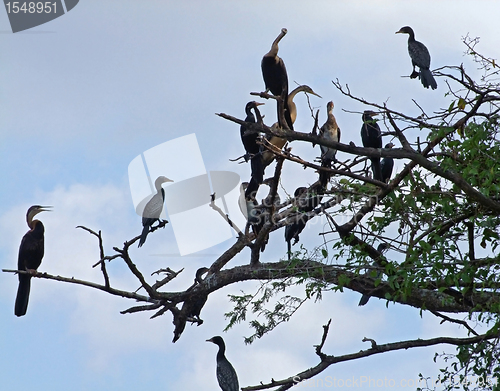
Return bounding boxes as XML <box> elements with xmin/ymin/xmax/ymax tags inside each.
<box><xmin>358</xmin><ymin>243</ymin><xmax>389</xmax><ymax>306</ymax></box>
<box><xmin>361</xmin><ymin>110</ymin><xmax>382</xmax><ymax>181</ymax></box>
<box><xmin>138</xmin><ymin>176</ymin><xmax>173</xmax><ymax>247</ymax></box>
<box><xmin>319</xmin><ymin>101</ymin><xmax>340</xmax><ymax>188</ymax></box>
<box><xmin>172</xmin><ymin>267</ymin><xmax>209</xmax><ymax>343</ymax></box>
<box><xmin>241</xmin><ymin>101</ymin><xmax>265</xmax><ymax>201</ymax></box>
<box><xmin>262</xmin><ymin>85</ymin><xmax>321</xmax><ymax>168</ymax></box>
<box><xmin>285</xmin><ymin>184</ymin><xmax>324</xmax><ymax>259</ymax></box>
<box><xmin>396</xmin><ymin>26</ymin><xmax>437</xmax><ymax>90</ymax></box>
<box><xmin>380</xmin><ymin>143</ymin><xmax>395</xmax><ymax>183</ymax></box>
<box><xmin>207</xmin><ymin>336</ymin><xmax>239</xmax><ymax>391</ymax></box>
<box><xmin>261</xmin><ymin>28</ymin><xmax>289</xmax><ymax>128</ymax></box>
<box><xmin>15</xmin><ymin>205</ymin><xmax>52</xmax><ymax>317</ymax></box>
<box><xmin>252</xmin><ymin>189</ymin><xmax>281</xmax><ymax>252</ymax></box>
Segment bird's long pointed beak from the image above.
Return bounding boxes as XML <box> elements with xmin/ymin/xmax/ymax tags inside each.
<box><xmin>395</xmin><ymin>30</ymin><xmax>402</xmax><ymax>34</ymax></box>
<box><xmin>40</xmin><ymin>206</ymin><xmax>53</xmax><ymax>212</ymax></box>
<box><xmin>255</xmin><ymin>102</ymin><xmax>265</xmax><ymax>107</ymax></box>
<box><xmin>310</xmin><ymin>92</ymin><xmax>322</xmax><ymax>98</ymax></box>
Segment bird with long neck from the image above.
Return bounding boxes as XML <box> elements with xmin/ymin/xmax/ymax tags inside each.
<box><xmin>318</xmin><ymin>101</ymin><xmax>340</xmax><ymax>188</ymax></box>
<box><xmin>262</xmin><ymin>85</ymin><xmax>321</xmax><ymax>169</ymax></box>
<box><xmin>138</xmin><ymin>175</ymin><xmax>173</xmax><ymax>247</ymax></box>
<box><xmin>361</xmin><ymin>110</ymin><xmax>382</xmax><ymax>181</ymax></box>
<box><xmin>207</xmin><ymin>336</ymin><xmax>239</xmax><ymax>391</ymax></box>
<box><xmin>261</xmin><ymin>28</ymin><xmax>289</xmax><ymax>129</ymax></box>
<box><xmin>396</xmin><ymin>26</ymin><xmax>437</xmax><ymax>90</ymax></box>
<box><xmin>241</xmin><ymin>101</ymin><xmax>265</xmax><ymax>200</ymax></box>
<box><xmin>15</xmin><ymin>205</ymin><xmax>52</xmax><ymax>317</ymax></box>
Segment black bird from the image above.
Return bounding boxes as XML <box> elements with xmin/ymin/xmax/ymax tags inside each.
<box><xmin>207</xmin><ymin>336</ymin><xmax>239</xmax><ymax>391</ymax></box>
<box><xmin>172</xmin><ymin>267</ymin><xmax>209</xmax><ymax>343</ymax></box>
<box><xmin>261</xmin><ymin>28</ymin><xmax>289</xmax><ymax>128</ymax></box>
<box><xmin>396</xmin><ymin>26</ymin><xmax>437</xmax><ymax>90</ymax></box>
<box><xmin>188</xmin><ymin>267</ymin><xmax>209</xmax><ymax>321</ymax></box>
<box><xmin>241</xmin><ymin>101</ymin><xmax>265</xmax><ymax>200</ymax></box>
<box><xmin>361</xmin><ymin>110</ymin><xmax>382</xmax><ymax>181</ymax></box>
<box><xmin>285</xmin><ymin>184</ymin><xmax>324</xmax><ymax>259</ymax></box>
<box><xmin>138</xmin><ymin>176</ymin><xmax>173</xmax><ymax>247</ymax></box>
<box><xmin>15</xmin><ymin>205</ymin><xmax>52</xmax><ymax>317</ymax></box>
<box><xmin>252</xmin><ymin>188</ymin><xmax>281</xmax><ymax>252</ymax></box>
<box><xmin>262</xmin><ymin>85</ymin><xmax>321</xmax><ymax>168</ymax></box>
<box><xmin>380</xmin><ymin>143</ymin><xmax>395</xmax><ymax>183</ymax></box>
<box><xmin>358</xmin><ymin>243</ymin><xmax>389</xmax><ymax>306</ymax></box>
<box><xmin>319</xmin><ymin>101</ymin><xmax>341</xmax><ymax>188</ymax></box>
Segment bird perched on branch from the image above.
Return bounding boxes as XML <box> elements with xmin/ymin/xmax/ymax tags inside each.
<box><xmin>261</xmin><ymin>85</ymin><xmax>321</xmax><ymax>176</ymax></box>
<box><xmin>381</xmin><ymin>143</ymin><xmax>395</xmax><ymax>183</ymax></box>
<box><xmin>361</xmin><ymin>110</ymin><xmax>382</xmax><ymax>181</ymax></box>
<box><xmin>285</xmin><ymin>184</ymin><xmax>324</xmax><ymax>259</ymax></box>
<box><xmin>396</xmin><ymin>26</ymin><xmax>437</xmax><ymax>90</ymax></box>
<box><xmin>15</xmin><ymin>205</ymin><xmax>52</xmax><ymax>317</ymax></box>
<box><xmin>241</xmin><ymin>101</ymin><xmax>265</xmax><ymax>201</ymax></box>
<box><xmin>172</xmin><ymin>267</ymin><xmax>209</xmax><ymax>343</ymax></box>
<box><xmin>262</xmin><ymin>85</ymin><xmax>321</xmax><ymax>169</ymax></box>
<box><xmin>319</xmin><ymin>101</ymin><xmax>340</xmax><ymax>188</ymax></box>
<box><xmin>138</xmin><ymin>176</ymin><xmax>173</xmax><ymax>247</ymax></box>
<box><xmin>261</xmin><ymin>28</ymin><xmax>289</xmax><ymax>128</ymax></box>
<box><xmin>358</xmin><ymin>243</ymin><xmax>390</xmax><ymax>306</ymax></box>
<box><xmin>207</xmin><ymin>336</ymin><xmax>239</xmax><ymax>391</ymax></box>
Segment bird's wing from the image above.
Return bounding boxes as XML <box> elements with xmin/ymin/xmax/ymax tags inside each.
<box><xmin>142</xmin><ymin>193</ymin><xmax>164</xmax><ymax>219</ymax></box>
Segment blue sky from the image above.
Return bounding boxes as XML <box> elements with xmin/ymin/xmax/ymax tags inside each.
<box><xmin>1</xmin><ymin>1</ymin><xmax>499</xmax><ymax>390</ymax></box>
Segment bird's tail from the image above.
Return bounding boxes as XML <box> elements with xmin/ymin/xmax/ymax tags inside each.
<box><xmin>287</xmin><ymin>238</ymin><xmax>291</xmax><ymax>260</ymax></box>
<box><xmin>319</xmin><ymin>158</ymin><xmax>332</xmax><ymax>188</ymax></box>
<box><xmin>250</xmin><ymin>154</ymin><xmax>264</xmax><ymax>187</ymax></box>
<box><xmin>15</xmin><ymin>275</ymin><xmax>31</xmax><ymax>317</ymax></box>
<box><xmin>420</xmin><ymin>68</ymin><xmax>437</xmax><ymax>90</ymax></box>
<box><xmin>138</xmin><ymin>225</ymin><xmax>150</xmax><ymax>248</ymax></box>
<box><xmin>358</xmin><ymin>294</ymin><xmax>370</xmax><ymax>306</ymax></box>
<box><xmin>370</xmin><ymin>158</ymin><xmax>382</xmax><ymax>181</ymax></box>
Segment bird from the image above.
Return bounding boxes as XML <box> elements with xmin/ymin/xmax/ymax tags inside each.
<box><xmin>252</xmin><ymin>187</ymin><xmax>281</xmax><ymax>252</ymax></box>
<box><xmin>361</xmin><ymin>110</ymin><xmax>382</xmax><ymax>181</ymax></box>
<box><xmin>172</xmin><ymin>267</ymin><xmax>209</xmax><ymax>343</ymax></box>
<box><xmin>358</xmin><ymin>243</ymin><xmax>389</xmax><ymax>306</ymax></box>
<box><xmin>206</xmin><ymin>336</ymin><xmax>239</xmax><ymax>391</ymax></box>
<box><xmin>138</xmin><ymin>176</ymin><xmax>173</xmax><ymax>247</ymax></box>
<box><xmin>15</xmin><ymin>205</ymin><xmax>52</xmax><ymax>317</ymax></box>
<box><xmin>261</xmin><ymin>28</ymin><xmax>289</xmax><ymax>128</ymax></box>
<box><xmin>241</xmin><ymin>101</ymin><xmax>265</xmax><ymax>200</ymax></box>
<box><xmin>188</xmin><ymin>267</ymin><xmax>209</xmax><ymax>321</ymax></box>
<box><xmin>261</xmin><ymin>85</ymin><xmax>321</xmax><ymax>169</ymax></box>
<box><xmin>396</xmin><ymin>26</ymin><xmax>437</xmax><ymax>90</ymax></box>
<box><xmin>285</xmin><ymin>184</ymin><xmax>324</xmax><ymax>259</ymax></box>
<box><xmin>318</xmin><ymin>101</ymin><xmax>340</xmax><ymax>188</ymax></box>
<box><xmin>381</xmin><ymin>143</ymin><xmax>395</xmax><ymax>183</ymax></box>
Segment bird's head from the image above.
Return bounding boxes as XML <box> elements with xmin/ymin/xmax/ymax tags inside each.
<box><xmin>281</xmin><ymin>28</ymin><xmax>288</xmax><ymax>35</ymax></box>
<box><xmin>26</xmin><ymin>205</ymin><xmax>52</xmax><ymax>227</ymax></box>
<box><xmin>327</xmin><ymin>101</ymin><xmax>334</xmax><ymax>112</ymax></box>
<box><xmin>385</xmin><ymin>142</ymin><xmax>395</xmax><ymax>149</ymax></box>
<box><xmin>154</xmin><ymin>176</ymin><xmax>173</xmax><ymax>190</ymax></box>
<box><xmin>206</xmin><ymin>336</ymin><xmax>225</xmax><ymax>347</ymax></box>
<box><xmin>396</xmin><ymin>26</ymin><xmax>413</xmax><ymax>35</ymax></box>
<box><xmin>301</xmin><ymin>85</ymin><xmax>322</xmax><ymax>98</ymax></box>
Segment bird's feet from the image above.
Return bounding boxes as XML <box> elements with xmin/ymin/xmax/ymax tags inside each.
<box><xmin>410</xmin><ymin>71</ymin><xmax>419</xmax><ymax>79</ymax></box>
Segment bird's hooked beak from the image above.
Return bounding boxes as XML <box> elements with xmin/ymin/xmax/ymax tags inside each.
<box><xmin>206</xmin><ymin>338</ymin><xmax>214</xmax><ymax>343</ymax></box>
<box><xmin>395</xmin><ymin>28</ymin><xmax>404</xmax><ymax>34</ymax></box>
